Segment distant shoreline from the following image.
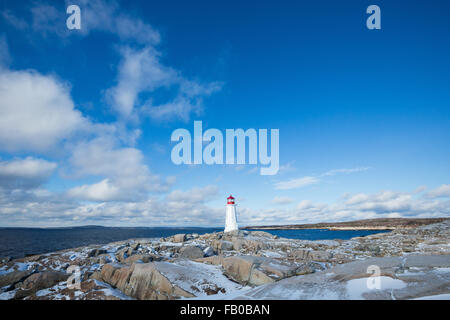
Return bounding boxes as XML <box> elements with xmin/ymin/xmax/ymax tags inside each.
<box><xmin>242</xmin><ymin>217</ymin><xmax>449</xmax><ymax>231</ymax></box>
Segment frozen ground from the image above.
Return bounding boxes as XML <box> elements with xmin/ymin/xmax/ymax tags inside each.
<box><xmin>0</xmin><ymin>220</ymin><xmax>449</xmax><ymax>300</ymax></box>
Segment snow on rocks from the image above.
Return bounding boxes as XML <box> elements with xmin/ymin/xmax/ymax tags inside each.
<box><xmin>156</xmin><ymin>259</ymin><xmax>244</xmax><ymax>298</ymax></box>
<box><xmin>227</xmin><ymin>255</ymin><xmax>450</xmax><ymax>300</ymax></box>
<box><xmin>14</xmin><ymin>271</ymin><xmax>69</xmax><ymax>299</ymax></box>
<box><xmin>0</xmin><ymin>219</ymin><xmax>448</xmax><ymax>300</ymax></box>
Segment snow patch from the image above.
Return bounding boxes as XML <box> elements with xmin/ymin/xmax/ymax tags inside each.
<box><xmin>0</xmin><ymin>289</ymin><xmax>17</xmax><ymax>300</ymax></box>
<box><xmin>346</xmin><ymin>276</ymin><xmax>406</xmax><ymax>299</ymax></box>
<box><xmin>157</xmin><ymin>260</ymin><xmax>244</xmax><ymax>298</ymax></box>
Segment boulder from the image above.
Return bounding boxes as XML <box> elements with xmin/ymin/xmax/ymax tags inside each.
<box><xmin>248</xmin><ymin>269</ymin><xmax>275</xmax><ymax>286</ymax></box>
<box><xmin>244</xmin><ymin>239</ymin><xmax>268</xmax><ymax>252</ymax></box>
<box><xmin>0</xmin><ymin>269</ymin><xmax>34</xmax><ymax>289</ymax></box>
<box><xmin>221</xmin><ymin>256</ymin><xmax>255</xmax><ymax>284</ymax></box>
<box><xmin>115</xmin><ymin>248</ymin><xmax>129</xmax><ymax>262</ymax></box>
<box><xmin>99</xmin><ymin>264</ymin><xmax>116</xmax><ymax>283</ymax></box>
<box><xmin>173</xmin><ymin>234</ymin><xmax>186</xmax><ymax>243</ymax></box>
<box><xmin>332</xmin><ymin>253</ymin><xmax>354</xmax><ymax>264</ymax></box>
<box><xmin>179</xmin><ymin>246</ymin><xmax>204</xmax><ymax>259</ymax></box>
<box><xmin>221</xmin><ymin>241</ymin><xmax>234</xmax><ymax>251</ymax></box>
<box><xmin>221</xmin><ymin>256</ymin><xmax>299</xmax><ymax>286</ymax></box>
<box><xmin>232</xmin><ymin>238</ymin><xmax>245</xmax><ymax>251</ymax></box>
<box><xmin>199</xmin><ymin>232</ymin><xmax>222</xmax><ymax>241</ymax></box>
<box><xmin>367</xmin><ymin>245</ymin><xmax>382</xmax><ymax>256</ymax></box>
<box><xmin>88</xmin><ymin>248</ymin><xmax>107</xmax><ymax>257</ymax></box>
<box><xmin>14</xmin><ymin>271</ymin><xmax>68</xmax><ymax>299</ymax></box>
<box><xmin>100</xmin><ymin>264</ymin><xmax>133</xmax><ymax>290</ymax></box>
<box><xmin>197</xmin><ymin>255</ymin><xmax>300</xmax><ymax>285</ymax></box>
<box><xmin>230</xmin><ymin>238</ymin><xmax>268</xmax><ymax>253</ymax></box>
<box><xmin>194</xmin><ymin>256</ymin><xmax>224</xmax><ymax>266</ymax></box>
<box><xmin>147</xmin><ymin>259</ymin><xmax>242</xmax><ymax>297</ymax></box>
<box><xmin>234</xmin><ymin>254</ymin><xmax>450</xmax><ymax>300</ymax></box>
<box><xmin>98</xmin><ymin>263</ymin><xmax>194</xmax><ymax>300</ymax></box>
<box><xmin>97</xmin><ymin>254</ymin><xmax>112</xmax><ymax>264</ymax></box>
<box><xmin>223</xmin><ymin>230</ymin><xmax>247</xmax><ymax>238</ymax></box>
<box><xmin>23</xmin><ymin>255</ymin><xmax>43</xmax><ymax>262</ymax></box>
<box><xmin>89</xmin><ymin>271</ymin><xmax>102</xmax><ymax>282</ymax></box>
<box><xmin>292</xmin><ymin>249</ymin><xmax>333</xmax><ymax>262</ymax></box>
<box><xmin>130</xmin><ymin>242</ymin><xmax>140</xmax><ymax>250</ymax></box>
<box><xmin>80</xmin><ymin>279</ymin><xmax>104</xmax><ymax>293</ymax></box>
<box><xmin>212</xmin><ymin>240</ymin><xmax>234</xmax><ymax>252</ymax></box>
<box><xmin>203</xmin><ymin>246</ymin><xmax>215</xmax><ymax>257</ymax></box>
<box><xmin>309</xmin><ymin>250</ymin><xmax>333</xmax><ymax>262</ymax></box>
<box><xmin>0</xmin><ymin>256</ymin><xmax>12</xmax><ymax>264</ymax></box>
<box><xmin>292</xmin><ymin>249</ymin><xmax>311</xmax><ymax>260</ymax></box>
<box><xmin>123</xmin><ymin>247</ymin><xmax>134</xmax><ymax>256</ymax></box>
<box><xmin>222</xmin><ymin>256</ymin><xmax>274</xmax><ymax>286</ymax></box>
<box><xmin>249</xmin><ymin>231</ymin><xmax>274</xmax><ymax>238</ymax></box>
<box><xmin>124</xmin><ymin>254</ymin><xmax>151</xmax><ymax>264</ymax></box>
<box><xmin>125</xmin><ymin>263</ymin><xmax>194</xmax><ymax>300</ymax></box>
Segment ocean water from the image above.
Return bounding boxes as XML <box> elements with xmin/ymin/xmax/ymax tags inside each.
<box><xmin>0</xmin><ymin>226</ymin><xmax>390</xmax><ymax>259</ymax></box>
<box><xmin>253</xmin><ymin>228</ymin><xmax>390</xmax><ymax>241</ymax></box>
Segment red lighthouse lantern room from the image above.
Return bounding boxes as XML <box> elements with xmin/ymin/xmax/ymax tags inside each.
<box><xmin>227</xmin><ymin>195</ymin><xmax>235</xmax><ymax>205</ymax></box>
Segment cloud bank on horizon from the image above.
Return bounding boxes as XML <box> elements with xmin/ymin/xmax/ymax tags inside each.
<box><xmin>0</xmin><ymin>0</ymin><xmax>449</xmax><ymax>227</ymax></box>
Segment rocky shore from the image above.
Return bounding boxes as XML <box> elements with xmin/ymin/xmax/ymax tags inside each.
<box><xmin>1</xmin><ymin>220</ymin><xmax>449</xmax><ymax>300</ymax></box>
<box><xmin>243</xmin><ymin>217</ymin><xmax>448</xmax><ymax>230</ymax></box>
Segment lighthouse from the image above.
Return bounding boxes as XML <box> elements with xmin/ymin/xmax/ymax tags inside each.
<box><xmin>224</xmin><ymin>195</ymin><xmax>239</xmax><ymax>233</ymax></box>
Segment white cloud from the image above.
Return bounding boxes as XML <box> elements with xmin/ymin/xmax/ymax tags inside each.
<box><xmin>0</xmin><ymin>2</ymin><xmax>223</xmax><ymax>225</ymax></box>
<box><xmin>167</xmin><ymin>185</ymin><xmax>219</xmax><ymax>203</ymax></box>
<box><xmin>4</xmin><ymin>1</ymin><xmax>222</xmax><ymax>124</ymax></box>
<box><xmin>278</xmin><ymin>161</ymin><xmax>296</xmax><ymax>174</ymax></box>
<box><xmin>67</xmin><ymin>136</ymin><xmax>173</xmax><ymax>202</ymax></box>
<box><xmin>426</xmin><ymin>184</ymin><xmax>450</xmax><ymax>199</ymax></box>
<box><xmin>0</xmin><ymin>43</ymin><xmax>174</xmax><ymax>203</ymax></box>
<box><xmin>106</xmin><ymin>46</ymin><xmax>178</xmax><ymax>119</ymax></box>
<box><xmin>296</xmin><ymin>200</ymin><xmax>314</xmax><ymax>210</ymax></box>
<box><xmin>0</xmin><ymin>157</ymin><xmax>57</xmax><ymax>189</ymax></box>
<box><xmin>351</xmin><ymin>191</ymin><xmax>412</xmax><ymax>213</ymax></box>
<box><xmin>3</xmin><ymin>0</ymin><xmax>160</xmax><ymax>45</ymax></box>
<box><xmin>0</xmin><ymin>69</ymin><xmax>87</xmax><ymax>152</ymax></box>
<box><xmin>30</xmin><ymin>4</ymin><xmax>66</xmax><ymax>38</ymax></box>
<box><xmin>271</xmin><ymin>196</ymin><xmax>294</xmax><ymax>205</ymax></box>
<box><xmin>1</xmin><ymin>10</ymin><xmax>28</xmax><ymax>30</ymax></box>
<box><xmin>321</xmin><ymin>167</ymin><xmax>371</xmax><ymax>177</ymax></box>
<box><xmin>107</xmin><ymin>46</ymin><xmax>222</xmax><ymax>122</ymax></box>
<box><xmin>1</xmin><ymin>182</ymin><xmax>449</xmax><ymax>227</ymax></box>
<box><xmin>239</xmin><ymin>189</ymin><xmax>450</xmax><ymax>226</ymax></box>
<box><xmin>144</xmin><ymin>94</ymin><xmax>202</xmax><ymax>122</ymax></box>
<box><xmin>67</xmin><ymin>179</ymin><xmax>120</xmax><ymax>202</ymax></box>
<box><xmin>0</xmin><ymin>184</ymin><xmax>223</xmax><ymax>227</ymax></box>
<box><xmin>414</xmin><ymin>185</ymin><xmax>427</xmax><ymax>194</ymax></box>
<box><xmin>75</xmin><ymin>0</ymin><xmax>160</xmax><ymax>45</ymax></box>
<box><xmin>274</xmin><ymin>176</ymin><xmax>318</xmax><ymax>190</ymax></box>
<box><xmin>345</xmin><ymin>193</ymin><xmax>370</xmax><ymax>205</ymax></box>
<box><xmin>273</xmin><ymin>166</ymin><xmax>370</xmax><ymax>190</ymax></box>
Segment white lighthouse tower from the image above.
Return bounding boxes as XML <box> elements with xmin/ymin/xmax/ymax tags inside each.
<box><xmin>224</xmin><ymin>195</ymin><xmax>239</xmax><ymax>233</ymax></box>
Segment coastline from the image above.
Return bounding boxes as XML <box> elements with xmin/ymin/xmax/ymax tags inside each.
<box><xmin>1</xmin><ymin>219</ymin><xmax>449</xmax><ymax>300</ymax></box>
<box><xmin>242</xmin><ymin>217</ymin><xmax>448</xmax><ymax>231</ymax></box>
<box><xmin>248</xmin><ymin>226</ymin><xmax>396</xmax><ymax>231</ymax></box>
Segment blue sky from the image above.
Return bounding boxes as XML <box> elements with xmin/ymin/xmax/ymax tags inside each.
<box><xmin>0</xmin><ymin>0</ymin><xmax>449</xmax><ymax>227</ymax></box>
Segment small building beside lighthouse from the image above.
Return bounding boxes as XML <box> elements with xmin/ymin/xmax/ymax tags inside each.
<box><xmin>224</xmin><ymin>195</ymin><xmax>239</xmax><ymax>233</ymax></box>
